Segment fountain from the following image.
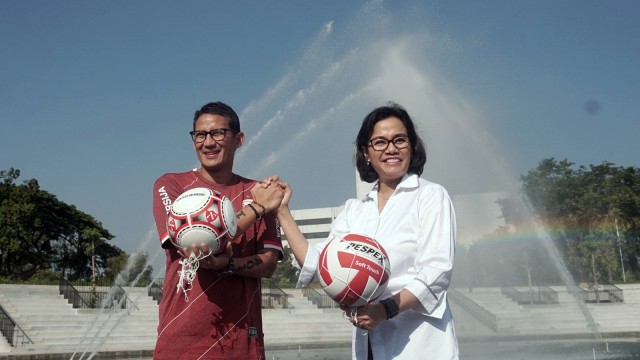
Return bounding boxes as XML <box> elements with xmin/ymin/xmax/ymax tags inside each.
<box><xmin>65</xmin><ymin>1</ymin><xmax>637</xmax><ymax>358</ymax></box>
<box><xmin>70</xmin><ymin>227</ymin><xmax>165</xmax><ymax>360</ymax></box>
<box><xmin>229</xmin><ymin>1</ymin><xmax>635</xmax><ymax>359</ymax></box>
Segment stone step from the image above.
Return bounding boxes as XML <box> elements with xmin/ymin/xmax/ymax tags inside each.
<box><xmin>2</xmin><ymin>284</ymin><xmax>640</xmax><ymax>354</ymax></box>
<box><xmin>42</xmin><ymin>340</ymin><xmax>157</xmax><ymax>352</ymax></box>
<box><xmin>265</xmin><ymin>334</ymin><xmax>350</xmax><ymax>346</ymax></box>
<box><xmin>30</xmin><ymin>326</ymin><xmax>157</xmax><ymax>334</ymax></box>
<box><xmin>37</xmin><ymin>333</ymin><xmax>158</xmax><ymax>342</ymax></box>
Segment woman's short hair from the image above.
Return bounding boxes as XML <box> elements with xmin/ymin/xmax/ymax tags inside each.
<box><xmin>355</xmin><ymin>102</ymin><xmax>427</xmax><ymax>183</ymax></box>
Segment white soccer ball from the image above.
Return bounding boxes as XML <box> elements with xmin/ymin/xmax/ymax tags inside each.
<box><xmin>317</xmin><ymin>233</ymin><xmax>391</xmax><ymax>307</ymax></box>
<box><xmin>166</xmin><ymin>187</ymin><xmax>237</xmax><ymax>254</ymax></box>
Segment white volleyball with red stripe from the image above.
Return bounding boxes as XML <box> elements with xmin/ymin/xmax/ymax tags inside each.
<box><xmin>318</xmin><ymin>233</ymin><xmax>390</xmax><ymax>307</ymax></box>
<box><xmin>166</xmin><ymin>187</ymin><xmax>237</xmax><ymax>254</ymax></box>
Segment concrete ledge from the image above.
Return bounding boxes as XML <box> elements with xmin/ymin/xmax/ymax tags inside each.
<box><xmin>2</xmin><ymin>349</ymin><xmax>154</xmax><ymax>360</ymax></box>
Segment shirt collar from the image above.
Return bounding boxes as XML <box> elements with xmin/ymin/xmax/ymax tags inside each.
<box><xmin>370</xmin><ymin>173</ymin><xmax>419</xmax><ymax>196</ymax></box>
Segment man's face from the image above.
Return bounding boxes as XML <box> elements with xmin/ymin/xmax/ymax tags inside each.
<box><xmin>192</xmin><ymin>114</ymin><xmax>243</xmax><ymax>173</ymax></box>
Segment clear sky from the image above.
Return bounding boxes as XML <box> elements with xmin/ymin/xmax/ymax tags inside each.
<box><xmin>1</xmin><ymin>0</ymin><xmax>638</xmax><ymax>263</ymax></box>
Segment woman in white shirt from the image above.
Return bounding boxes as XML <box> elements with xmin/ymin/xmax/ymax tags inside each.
<box><xmin>276</xmin><ymin>102</ymin><xmax>459</xmax><ymax>360</ymax></box>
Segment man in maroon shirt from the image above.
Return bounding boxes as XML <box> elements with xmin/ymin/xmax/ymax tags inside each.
<box><xmin>152</xmin><ymin>101</ymin><xmax>284</xmax><ymax>359</ymax></box>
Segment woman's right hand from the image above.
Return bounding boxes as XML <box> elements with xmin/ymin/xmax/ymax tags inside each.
<box><xmin>278</xmin><ymin>181</ymin><xmax>292</xmax><ymax>210</ymax></box>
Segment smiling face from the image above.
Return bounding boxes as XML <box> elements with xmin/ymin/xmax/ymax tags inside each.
<box><xmin>364</xmin><ymin>117</ymin><xmax>411</xmax><ymax>187</ymax></box>
<box><xmin>193</xmin><ymin>113</ymin><xmax>244</xmax><ymax>177</ymax></box>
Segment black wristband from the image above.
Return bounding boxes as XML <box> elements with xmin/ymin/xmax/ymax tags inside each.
<box><xmin>380</xmin><ymin>298</ymin><xmax>399</xmax><ymax>319</ymax></box>
<box><xmin>218</xmin><ymin>258</ymin><xmax>234</xmax><ymax>277</ymax></box>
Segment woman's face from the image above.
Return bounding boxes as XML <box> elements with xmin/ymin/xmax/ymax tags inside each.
<box><xmin>364</xmin><ymin>117</ymin><xmax>411</xmax><ymax>186</ymax></box>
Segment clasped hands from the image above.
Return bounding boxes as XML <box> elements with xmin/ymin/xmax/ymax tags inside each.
<box><xmin>178</xmin><ymin>175</ymin><xmax>287</xmax><ymax>270</ymax></box>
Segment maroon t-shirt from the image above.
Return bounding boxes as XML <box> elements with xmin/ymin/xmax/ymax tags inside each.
<box><xmin>152</xmin><ymin>169</ymin><xmax>282</xmax><ymax>359</ymax></box>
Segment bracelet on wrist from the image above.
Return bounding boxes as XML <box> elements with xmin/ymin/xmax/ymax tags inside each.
<box><xmin>247</xmin><ymin>203</ymin><xmax>262</xmax><ymax>220</ymax></box>
<box><xmin>252</xmin><ymin>201</ymin><xmax>267</xmax><ymax>218</ymax></box>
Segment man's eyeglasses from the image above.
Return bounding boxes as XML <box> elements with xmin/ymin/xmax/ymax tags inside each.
<box><xmin>190</xmin><ymin>128</ymin><xmax>237</xmax><ymax>143</ymax></box>
<box><xmin>368</xmin><ymin>136</ymin><xmax>410</xmax><ymax>151</ymax></box>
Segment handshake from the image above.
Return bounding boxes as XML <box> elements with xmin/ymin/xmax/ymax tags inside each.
<box><xmin>251</xmin><ymin>175</ymin><xmax>291</xmax><ymax>215</ymax></box>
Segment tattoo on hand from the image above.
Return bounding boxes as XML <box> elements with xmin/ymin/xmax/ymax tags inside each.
<box><xmin>236</xmin><ymin>257</ymin><xmax>263</xmax><ymax>271</ymax></box>
<box><xmin>237</xmin><ymin>210</ymin><xmax>246</xmax><ymax>219</ymax></box>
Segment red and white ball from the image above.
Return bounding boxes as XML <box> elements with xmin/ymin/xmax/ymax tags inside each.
<box><xmin>166</xmin><ymin>187</ymin><xmax>237</xmax><ymax>254</ymax></box>
<box><xmin>318</xmin><ymin>233</ymin><xmax>390</xmax><ymax>307</ymax></box>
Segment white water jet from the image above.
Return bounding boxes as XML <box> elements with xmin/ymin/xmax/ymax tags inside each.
<box><xmin>522</xmin><ymin>197</ymin><xmax>603</xmax><ymax>342</ymax></box>
<box><xmin>232</xmin><ymin>0</ymin><xmax>606</xmax><ymax>350</ymax></box>
<box><xmin>235</xmin><ymin>3</ymin><xmax>518</xmax><ymax>211</ymax></box>
<box><xmin>77</xmin><ymin>1</ymin><xmax>611</xmax><ymax>356</ymax></box>
<box><xmin>70</xmin><ymin>227</ymin><xmax>165</xmax><ymax>359</ymax></box>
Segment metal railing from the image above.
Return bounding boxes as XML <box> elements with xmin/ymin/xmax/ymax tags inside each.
<box><xmin>261</xmin><ymin>286</ymin><xmax>289</xmax><ymax>309</ymax></box>
<box><xmin>148</xmin><ymin>278</ymin><xmax>164</xmax><ymax>304</ymax></box>
<box><xmin>501</xmin><ymin>286</ymin><xmax>559</xmax><ymax>305</ymax></box>
<box><xmin>579</xmin><ymin>283</ymin><xmax>624</xmax><ymax>303</ymax></box>
<box><xmin>59</xmin><ymin>277</ymin><xmax>93</xmax><ymax>308</ymax></box>
<box><xmin>59</xmin><ymin>276</ymin><xmax>139</xmax><ymax>310</ymax></box>
<box><xmin>301</xmin><ymin>287</ymin><xmax>339</xmax><ymax>309</ymax></box>
<box><xmin>448</xmin><ymin>288</ymin><xmax>498</xmax><ymax>331</ymax></box>
<box><xmin>260</xmin><ymin>279</ymin><xmax>290</xmax><ymax>308</ymax></box>
<box><xmin>149</xmin><ymin>278</ymin><xmax>291</xmax><ymax>308</ymax></box>
<box><xmin>0</xmin><ymin>304</ymin><xmax>34</xmax><ymax>348</ymax></box>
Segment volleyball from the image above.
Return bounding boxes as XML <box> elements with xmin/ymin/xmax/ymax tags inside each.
<box><xmin>167</xmin><ymin>187</ymin><xmax>237</xmax><ymax>254</ymax></box>
<box><xmin>318</xmin><ymin>233</ymin><xmax>390</xmax><ymax>307</ymax></box>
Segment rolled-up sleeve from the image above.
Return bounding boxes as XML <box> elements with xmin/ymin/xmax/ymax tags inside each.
<box><xmin>295</xmin><ymin>244</ymin><xmax>321</xmax><ymax>287</ymax></box>
<box><xmin>405</xmin><ymin>187</ymin><xmax>456</xmax><ymax>317</ymax></box>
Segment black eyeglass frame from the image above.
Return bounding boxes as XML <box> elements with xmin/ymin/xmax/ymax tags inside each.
<box><xmin>367</xmin><ymin>135</ymin><xmax>410</xmax><ymax>151</ymax></box>
<box><xmin>189</xmin><ymin>128</ymin><xmax>238</xmax><ymax>143</ymax></box>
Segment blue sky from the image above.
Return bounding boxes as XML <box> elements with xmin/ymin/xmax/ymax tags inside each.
<box><xmin>1</xmin><ymin>0</ymin><xmax>638</xmax><ymax>262</ymax></box>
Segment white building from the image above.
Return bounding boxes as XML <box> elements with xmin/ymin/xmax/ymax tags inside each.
<box><xmin>280</xmin><ymin>169</ymin><xmax>369</xmax><ymax>247</ymax></box>
<box><xmin>283</xmin><ymin>206</ymin><xmax>344</xmax><ymax>247</ymax></box>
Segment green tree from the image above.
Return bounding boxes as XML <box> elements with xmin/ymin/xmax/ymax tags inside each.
<box><xmin>265</xmin><ymin>246</ymin><xmax>299</xmax><ymax>288</ymax></box>
<box><xmin>459</xmin><ymin>226</ymin><xmax>560</xmax><ymax>287</ymax></box>
<box><xmin>0</xmin><ymin>168</ymin><xmax>122</xmax><ymax>281</ymax></box>
<box><xmin>499</xmin><ymin>159</ymin><xmax>640</xmax><ymax>284</ymax></box>
<box><xmin>106</xmin><ymin>251</ymin><xmax>154</xmax><ymax>287</ymax></box>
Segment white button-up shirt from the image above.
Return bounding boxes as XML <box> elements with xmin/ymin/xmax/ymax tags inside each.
<box><xmin>297</xmin><ymin>174</ymin><xmax>459</xmax><ymax>359</ymax></box>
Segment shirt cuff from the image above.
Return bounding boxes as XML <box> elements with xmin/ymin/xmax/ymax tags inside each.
<box><xmin>296</xmin><ymin>246</ymin><xmax>320</xmax><ymax>288</ymax></box>
<box><xmin>160</xmin><ymin>233</ymin><xmax>172</xmax><ymax>249</ymax></box>
<box><xmin>404</xmin><ymin>278</ymin><xmax>446</xmax><ymax>318</ymax></box>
